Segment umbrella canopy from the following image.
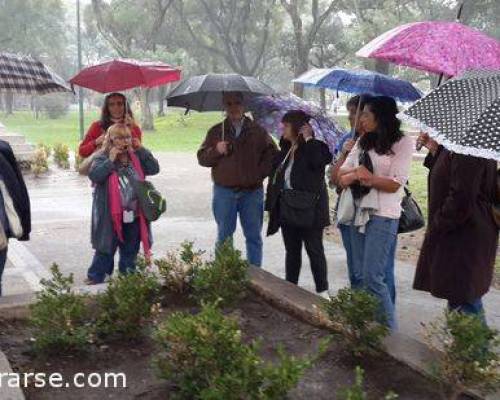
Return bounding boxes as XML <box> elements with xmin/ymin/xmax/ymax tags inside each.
<box><xmin>0</xmin><ymin>52</ymin><xmax>71</xmax><ymax>95</ymax></box>
<box><xmin>166</xmin><ymin>74</ymin><xmax>276</xmax><ymax>111</ymax></box>
<box><xmin>293</xmin><ymin>67</ymin><xmax>422</xmax><ymax>102</ymax></box>
<box><xmin>356</xmin><ymin>21</ymin><xmax>500</xmax><ymax>77</ymax></box>
<box><xmin>69</xmin><ymin>58</ymin><xmax>182</xmax><ymax>93</ymax></box>
<box><xmin>398</xmin><ymin>69</ymin><xmax>500</xmax><ymax>161</ymax></box>
<box><xmin>248</xmin><ymin>94</ymin><xmax>346</xmax><ymax>155</ymax></box>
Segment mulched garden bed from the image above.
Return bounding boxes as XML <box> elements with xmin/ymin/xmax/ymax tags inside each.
<box><xmin>0</xmin><ymin>292</ymin><xmax>471</xmax><ymax>400</ymax></box>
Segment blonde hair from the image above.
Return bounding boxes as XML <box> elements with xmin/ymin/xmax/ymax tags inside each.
<box><xmin>106</xmin><ymin>123</ymin><xmax>131</xmax><ymax>139</ymax></box>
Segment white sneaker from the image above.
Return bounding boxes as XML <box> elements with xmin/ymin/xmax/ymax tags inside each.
<box><xmin>318</xmin><ymin>290</ymin><xmax>330</xmax><ymax>300</ymax></box>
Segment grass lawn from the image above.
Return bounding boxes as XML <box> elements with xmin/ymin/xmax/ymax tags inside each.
<box><xmin>1</xmin><ymin>109</ymin><xmax>223</xmax><ymax>152</ymax></box>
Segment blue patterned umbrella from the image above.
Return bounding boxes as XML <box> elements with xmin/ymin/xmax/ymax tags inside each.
<box><xmin>293</xmin><ymin>67</ymin><xmax>422</xmax><ymax>102</ymax></box>
<box><xmin>248</xmin><ymin>94</ymin><xmax>346</xmax><ymax>155</ymax></box>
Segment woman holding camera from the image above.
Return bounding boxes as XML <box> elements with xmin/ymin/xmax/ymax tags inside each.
<box><xmin>266</xmin><ymin>110</ymin><xmax>333</xmax><ymax>297</ymax></box>
<box><xmin>85</xmin><ymin>123</ymin><xmax>159</xmax><ymax>285</ymax></box>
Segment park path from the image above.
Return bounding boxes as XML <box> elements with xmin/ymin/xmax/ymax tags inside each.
<box><xmin>2</xmin><ymin>152</ymin><xmax>499</xmax><ymax>343</ymax></box>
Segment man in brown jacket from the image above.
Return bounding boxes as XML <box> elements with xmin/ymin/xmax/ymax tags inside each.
<box><xmin>197</xmin><ymin>92</ymin><xmax>278</xmax><ymax>266</ymax></box>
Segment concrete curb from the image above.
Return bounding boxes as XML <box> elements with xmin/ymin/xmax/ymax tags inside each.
<box><xmin>248</xmin><ymin>267</ymin><xmax>497</xmax><ymax>400</ymax></box>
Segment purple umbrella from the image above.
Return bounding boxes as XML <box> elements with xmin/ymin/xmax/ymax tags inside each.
<box><xmin>356</xmin><ymin>21</ymin><xmax>500</xmax><ymax>77</ymax></box>
<box><xmin>248</xmin><ymin>94</ymin><xmax>346</xmax><ymax>155</ymax></box>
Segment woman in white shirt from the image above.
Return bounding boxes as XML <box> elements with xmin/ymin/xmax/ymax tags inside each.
<box><xmin>339</xmin><ymin>96</ymin><xmax>414</xmax><ymax>330</ymax></box>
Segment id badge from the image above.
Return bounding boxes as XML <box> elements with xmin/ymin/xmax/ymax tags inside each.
<box><xmin>123</xmin><ymin>210</ymin><xmax>134</xmax><ymax>223</ymax></box>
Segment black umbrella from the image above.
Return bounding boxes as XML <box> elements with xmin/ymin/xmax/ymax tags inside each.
<box><xmin>398</xmin><ymin>69</ymin><xmax>500</xmax><ymax>161</ymax></box>
<box><xmin>166</xmin><ymin>73</ymin><xmax>275</xmax><ymax>112</ymax></box>
<box><xmin>0</xmin><ymin>52</ymin><xmax>71</xmax><ymax>95</ymax></box>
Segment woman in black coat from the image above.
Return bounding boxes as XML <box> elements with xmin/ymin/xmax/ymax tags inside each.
<box><xmin>413</xmin><ymin>133</ymin><xmax>498</xmax><ymax>319</ymax></box>
<box><xmin>266</xmin><ymin>110</ymin><xmax>332</xmax><ymax>296</ymax></box>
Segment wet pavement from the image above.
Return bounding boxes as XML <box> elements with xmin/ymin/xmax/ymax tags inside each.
<box><xmin>3</xmin><ymin>152</ymin><xmax>499</xmax><ymax>342</ymax></box>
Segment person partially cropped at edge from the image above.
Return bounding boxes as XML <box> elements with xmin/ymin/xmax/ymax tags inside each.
<box><xmin>0</xmin><ymin>140</ymin><xmax>31</xmax><ymax>296</ymax></box>
<box><xmin>197</xmin><ymin>91</ymin><xmax>278</xmax><ymax>266</ymax></box>
<box><xmin>413</xmin><ymin>133</ymin><xmax>498</xmax><ymax>322</ymax></box>
<box><xmin>79</xmin><ymin>92</ymin><xmax>142</xmax><ymax>158</ymax></box>
<box><xmin>266</xmin><ymin>111</ymin><xmax>332</xmax><ymax>297</ymax></box>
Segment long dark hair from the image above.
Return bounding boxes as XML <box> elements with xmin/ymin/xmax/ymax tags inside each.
<box><xmin>359</xmin><ymin>96</ymin><xmax>403</xmax><ymax>155</ymax></box>
<box><xmin>100</xmin><ymin>92</ymin><xmax>134</xmax><ymax>131</ymax></box>
<box><xmin>281</xmin><ymin>110</ymin><xmax>311</xmax><ymax>145</ymax></box>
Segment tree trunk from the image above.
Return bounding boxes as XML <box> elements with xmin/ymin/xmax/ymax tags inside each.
<box><xmin>319</xmin><ymin>88</ymin><xmax>326</xmax><ymax>110</ymax></box>
<box><xmin>293</xmin><ymin>52</ymin><xmax>309</xmax><ymax>97</ymax></box>
<box><xmin>373</xmin><ymin>59</ymin><xmax>390</xmax><ymax>75</ymax></box>
<box><xmin>157</xmin><ymin>85</ymin><xmax>167</xmax><ymax>117</ymax></box>
<box><xmin>4</xmin><ymin>92</ymin><xmax>14</xmax><ymax>115</ymax></box>
<box><xmin>140</xmin><ymin>88</ymin><xmax>154</xmax><ymax>131</ymax></box>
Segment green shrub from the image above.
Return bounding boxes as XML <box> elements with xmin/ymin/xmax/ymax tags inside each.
<box><xmin>321</xmin><ymin>288</ymin><xmax>389</xmax><ymax>357</ymax></box>
<box><xmin>191</xmin><ymin>241</ymin><xmax>248</xmax><ymax>307</ymax></box>
<box><xmin>338</xmin><ymin>366</ymin><xmax>398</xmax><ymax>400</ymax></box>
<box><xmin>424</xmin><ymin>311</ymin><xmax>500</xmax><ymax>400</ymax></box>
<box><xmin>37</xmin><ymin>143</ymin><xmax>52</xmax><ymax>158</ymax></box>
<box><xmin>74</xmin><ymin>147</ymin><xmax>83</xmax><ymax>172</ymax></box>
<box><xmin>153</xmin><ymin>303</ymin><xmax>312</xmax><ymax>399</ymax></box>
<box><xmin>155</xmin><ymin>241</ymin><xmax>204</xmax><ymax>293</ymax></box>
<box><xmin>30</xmin><ymin>264</ymin><xmax>93</xmax><ymax>354</ymax></box>
<box><xmin>95</xmin><ymin>267</ymin><xmax>162</xmax><ymax>340</ymax></box>
<box><xmin>31</xmin><ymin>147</ymin><xmax>49</xmax><ymax>177</ymax></box>
<box><xmin>53</xmin><ymin>143</ymin><xmax>70</xmax><ymax>169</ymax></box>
<box><xmin>39</xmin><ymin>93</ymin><xmax>70</xmax><ymax>119</ymax></box>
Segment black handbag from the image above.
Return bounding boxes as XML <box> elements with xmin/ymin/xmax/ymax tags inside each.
<box><xmin>279</xmin><ymin>189</ymin><xmax>318</xmax><ymax>228</ymax></box>
<box><xmin>398</xmin><ymin>187</ymin><xmax>425</xmax><ymax>234</ymax></box>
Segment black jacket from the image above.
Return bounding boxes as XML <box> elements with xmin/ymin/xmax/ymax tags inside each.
<box><xmin>266</xmin><ymin>138</ymin><xmax>332</xmax><ymax>236</ymax></box>
<box><xmin>0</xmin><ymin>140</ymin><xmax>31</xmax><ymax>240</ymax></box>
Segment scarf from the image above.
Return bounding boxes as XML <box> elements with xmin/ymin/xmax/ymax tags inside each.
<box><xmin>108</xmin><ymin>151</ymin><xmax>151</xmax><ymax>262</ymax></box>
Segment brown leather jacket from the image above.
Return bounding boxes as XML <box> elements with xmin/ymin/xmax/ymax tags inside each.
<box><xmin>197</xmin><ymin>117</ymin><xmax>278</xmax><ymax>189</ymax></box>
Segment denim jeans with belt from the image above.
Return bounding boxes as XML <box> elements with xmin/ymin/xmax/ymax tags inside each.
<box><xmin>339</xmin><ymin>222</ymin><xmax>397</xmax><ymax>305</ymax></box>
<box><xmin>87</xmin><ymin>220</ymin><xmax>141</xmax><ymax>283</ymax></box>
<box><xmin>212</xmin><ymin>184</ymin><xmax>264</xmax><ymax>266</ymax></box>
<box><xmin>349</xmin><ymin>216</ymin><xmax>399</xmax><ymax>330</ymax></box>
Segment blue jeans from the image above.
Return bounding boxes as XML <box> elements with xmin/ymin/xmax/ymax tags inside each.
<box><xmin>449</xmin><ymin>298</ymin><xmax>486</xmax><ymax>324</ymax></box>
<box><xmin>212</xmin><ymin>184</ymin><xmax>264</xmax><ymax>266</ymax></box>
<box><xmin>87</xmin><ymin>220</ymin><xmax>141</xmax><ymax>283</ymax></box>
<box><xmin>351</xmin><ymin>216</ymin><xmax>399</xmax><ymax>330</ymax></box>
<box><xmin>339</xmin><ymin>223</ymin><xmax>362</xmax><ymax>289</ymax></box>
<box><xmin>341</xmin><ymin>222</ymin><xmax>397</xmax><ymax>305</ymax></box>
<box><xmin>0</xmin><ymin>247</ymin><xmax>7</xmax><ymax>296</ymax></box>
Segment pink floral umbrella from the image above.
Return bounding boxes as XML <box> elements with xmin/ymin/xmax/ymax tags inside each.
<box><xmin>356</xmin><ymin>21</ymin><xmax>500</xmax><ymax>77</ymax></box>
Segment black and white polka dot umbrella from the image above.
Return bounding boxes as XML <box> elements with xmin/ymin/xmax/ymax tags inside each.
<box><xmin>398</xmin><ymin>70</ymin><xmax>500</xmax><ymax>161</ymax></box>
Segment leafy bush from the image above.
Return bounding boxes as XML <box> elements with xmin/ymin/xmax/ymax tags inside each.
<box><xmin>155</xmin><ymin>241</ymin><xmax>204</xmax><ymax>293</ymax></box>
<box><xmin>191</xmin><ymin>240</ymin><xmax>249</xmax><ymax>307</ymax></box>
<box><xmin>424</xmin><ymin>311</ymin><xmax>500</xmax><ymax>400</ymax></box>
<box><xmin>74</xmin><ymin>147</ymin><xmax>83</xmax><ymax>172</ymax></box>
<box><xmin>338</xmin><ymin>366</ymin><xmax>398</xmax><ymax>400</ymax></box>
<box><xmin>95</xmin><ymin>266</ymin><xmax>162</xmax><ymax>340</ymax></box>
<box><xmin>37</xmin><ymin>143</ymin><xmax>52</xmax><ymax>158</ymax></box>
<box><xmin>53</xmin><ymin>143</ymin><xmax>70</xmax><ymax>169</ymax></box>
<box><xmin>30</xmin><ymin>264</ymin><xmax>93</xmax><ymax>354</ymax></box>
<box><xmin>39</xmin><ymin>93</ymin><xmax>70</xmax><ymax>119</ymax></box>
<box><xmin>321</xmin><ymin>288</ymin><xmax>389</xmax><ymax>357</ymax></box>
<box><xmin>153</xmin><ymin>303</ymin><xmax>312</xmax><ymax>400</ymax></box>
<box><xmin>31</xmin><ymin>147</ymin><xmax>49</xmax><ymax>177</ymax></box>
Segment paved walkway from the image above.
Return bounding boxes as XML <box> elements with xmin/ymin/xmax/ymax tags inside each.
<box><xmin>2</xmin><ymin>152</ymin><xmax>499</xmax><ymax>343</ymax></box>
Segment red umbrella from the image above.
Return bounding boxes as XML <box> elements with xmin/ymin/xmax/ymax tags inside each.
<box><xmin>69</xmin><ymin>58</ymin><xmax>182</xmax><ymax>93</ymax></box>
